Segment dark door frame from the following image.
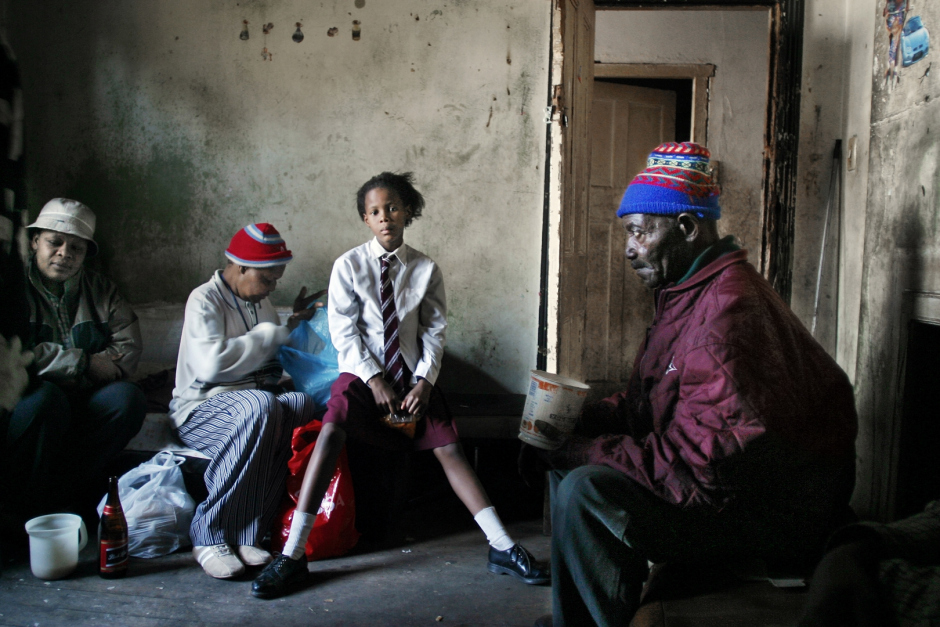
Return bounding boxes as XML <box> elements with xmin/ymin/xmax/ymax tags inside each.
<box><xmin>594</xmin><ymin>0</ymin><xmax>805</xmax><ymax>302</ymax></box>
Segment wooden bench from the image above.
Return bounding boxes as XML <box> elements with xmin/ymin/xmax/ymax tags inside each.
<box><xmin>129</xmin><ymin>302</ymin><xmax>530</xmax><ymax>457</ymax></box>
<box><xmin>447</xmin><ymin>392</ymin><xmax>526</xmax><ymax>439</ymax></box>
<box><xmin>629</xmin><ymin>561</ymin><xmax>808</xmax><ymax>626</ymax></box>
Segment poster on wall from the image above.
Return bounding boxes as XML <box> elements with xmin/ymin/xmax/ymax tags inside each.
<box><xmin>884</xmin><ymin>0</ymin><xmax>930</xmax><ymax>87</ymax></box>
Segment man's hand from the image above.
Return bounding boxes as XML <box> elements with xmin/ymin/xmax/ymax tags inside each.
<box><xmin>367</xmin><ymin>374</ymin><xmax>399</xmax><ymax>416</ymax></box>
<box><xmin>293</xmin><ymin>286</ymin><xmax>327</xmax><ymax>313</ymax></box>
<box><xmin>87</xmin><ymin>352</ymin><xmax>123</xmax><ymax>384</ymax></box>
<box><xmin>287</xmin><ymin>287</ymin><xmax>327</xmax><ymax>330</ymax></box>
<box><xmin>401</xmin><ymin>378</ymin><xmax>432</xmax><ymax>417</ymax></box>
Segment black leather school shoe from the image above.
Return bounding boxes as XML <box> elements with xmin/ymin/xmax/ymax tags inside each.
<box><xmin>487</xmin><ymin>543</ymin><xmax>551</xmax><ymax>585</ymax></box>
<box><xmin>251</xmin><ymin>554</ymin><xmax>309</xmax><ymax>599</ymax></box>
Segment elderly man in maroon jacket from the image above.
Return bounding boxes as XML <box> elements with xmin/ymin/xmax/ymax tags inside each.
<box><xmin>530</xmin><ymin>142</ymin><xmax>858</xmax><ymax>627</ymax></box>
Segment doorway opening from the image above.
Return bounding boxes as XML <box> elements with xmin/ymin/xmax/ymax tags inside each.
<box><xmin>579</xmin><ymin>6</ymin><xmax>770</xmax><ymax>393</ymax></box>
<box><xmin>584</xmin><ymin>72</ymin><xmax>701</xmax><ymax>397</ymax></box>
<box><xmin>546</xmin><ymin>1</ymin><xmax>797</xmax><ymax>385</ymax></box>
<box><xmin>895</xmin><ymin>319</ymin><xmax>940</xmax><ymax>519</ymax></box>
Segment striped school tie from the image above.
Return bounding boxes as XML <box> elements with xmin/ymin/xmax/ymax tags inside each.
<box><xmin>380</xmin><ymin>253</ymin><xmax>409</xmax><ymax>395</ymax></box>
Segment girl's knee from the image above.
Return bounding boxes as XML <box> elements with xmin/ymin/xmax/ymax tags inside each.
<box><xmin>433</xmin><ymin>442</ymin><xmax>463</xmax><ymax>463</ymax></box>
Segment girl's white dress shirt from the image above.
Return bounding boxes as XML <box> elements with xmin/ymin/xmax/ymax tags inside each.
<box><xmin>328</xmin><ymin>237</ymin><xmax>446</xmax><ymax>387</ymax></box>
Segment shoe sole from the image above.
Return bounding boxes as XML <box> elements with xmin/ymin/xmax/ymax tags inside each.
<box><xmin>238</xmin><ymin>549</ymin><xmax>273</xmax><ymax>567</ymax></box>
<box><xmin>204</xmin><ymin>569</ymin><xmax>245</xmax><ymax>579</ymax></box>
<box><xmin>195</xmin><ymin>559</ymin><xmax>245</xmax><ymax>579</ymax></box>
<box><xmin>487</xmin><ymin>562</ymin><xmax>551</xmax><ymax>585</ymax></box>
<box><xmin>251</xmin><ymin>572</ymin><xmax>308</xmax><ymax>599</ymax></box>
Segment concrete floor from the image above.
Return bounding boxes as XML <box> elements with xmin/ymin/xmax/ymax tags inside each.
<box><xmin>1</xmin><ymin>442</ymin><xmax>552</xmax><ymax>627</ymax></box>
<box><xmin>1</xmin><ymin>513</ymin><xmax>551</xmax><ymax>627</ymax></box>
<box><xmin>0</xmin><ymin>440</ymin><xmax>811</xmax><ymax>627</ymax></box>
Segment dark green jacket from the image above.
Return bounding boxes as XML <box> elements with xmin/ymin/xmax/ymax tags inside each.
<box><xmin>26</xmin><ymin>258</ymin><xmax>141</xmax><ymax>387</ymax></box>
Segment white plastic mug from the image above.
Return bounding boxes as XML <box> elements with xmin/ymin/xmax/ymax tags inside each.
<box><xmin>24</xmin><ymin>513</ymin><xmax>88</xmax><ymax>580</ymax></box>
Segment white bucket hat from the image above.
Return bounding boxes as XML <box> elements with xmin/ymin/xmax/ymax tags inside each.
<box><xmin>26</xmin><ymin>198</ymin><xmax>98</xmax><ymax>257</ymax></box>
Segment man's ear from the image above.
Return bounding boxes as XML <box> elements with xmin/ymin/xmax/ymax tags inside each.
<box><xmin>239</xmin><ymin>264</ymin><xmax>250</xmax><ymax>275</ymax></box>
<box><xmin>676</xmin><ymin>213</ymin><xmax>700</xmax><ymax>242</ymax></box>
<box><xmin>30</xmin><ymin>233</ymin><xmax>40</xmax><ymax>252</ymax></box>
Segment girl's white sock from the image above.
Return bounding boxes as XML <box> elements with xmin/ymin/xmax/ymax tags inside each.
<box><xmin>473</xmin><ymin>506</ymin><xmax>515</xmax><ymax>551</ymax></box>
<box><xmin>282</xmin><ymin>511</ymin><xmax>317</xmax><ymax>560</ymax></box>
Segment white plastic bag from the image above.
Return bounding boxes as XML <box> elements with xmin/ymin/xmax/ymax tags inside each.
<box><xmin>97</xmin><ymin>451</ymin><xmax>196</xmax><ymax>558</ymax></box>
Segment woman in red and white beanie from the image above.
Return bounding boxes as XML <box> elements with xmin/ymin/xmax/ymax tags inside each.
<box><xmin>170</xmin><ymin>223</ymin><xmax>325</xmax><ymax>580</ymax></box>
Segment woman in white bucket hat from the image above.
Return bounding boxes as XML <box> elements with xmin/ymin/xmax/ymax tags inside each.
<box><xmin>4</xmin><ymin>198</ymin><xmax>145</xmax><ymax>517</ymax></box>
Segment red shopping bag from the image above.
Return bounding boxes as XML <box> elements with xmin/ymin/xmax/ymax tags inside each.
<box><xmin>270</xmin><ymin>419</ymin><xmax>360</xmax><ymax>560</ymax></box>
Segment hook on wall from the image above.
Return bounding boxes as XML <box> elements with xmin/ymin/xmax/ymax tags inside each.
<box><xmin>261</xmin><ymin>22</ymin><xmax>274</xmax><ymax>61</ymax></box>
<box><xmin>240</xmin><ymin>20</ymin><xmax>249</xmax><ymax>40</ymax></box>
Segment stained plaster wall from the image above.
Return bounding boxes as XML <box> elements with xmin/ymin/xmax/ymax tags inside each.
<box><xmin>594</xmin><ymin>9</ymin><xmax>771</xmax><ymax>253</ymax></box>
<box><xmin>850</xmin><ymin>0</ymin><xmax>939</xmax><ymax>519</ymax></box>
<box><xmin>6</xmin><ymin>1</ymin><xmax>552</xmax><ymax>394</ymax></box>
<box><xmin>787</xmin><ymin>0</ymin><xmax>877</xmax><ymax>515</ymax></box>
<box><xmin>793</xmin><ymin>0</ymin><xmax>940</xmax><ymax>519</ymax></box>
<box><xmin>790</xmin><ymin>0</ymin><xmax>877</xmax><ymax>380</ymax></box>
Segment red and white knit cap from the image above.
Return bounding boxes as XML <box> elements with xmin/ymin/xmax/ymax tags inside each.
<box><xmin>225</xmin><ymin>223</ymin><xmax>293</xmax><ymax>267</ymax></box>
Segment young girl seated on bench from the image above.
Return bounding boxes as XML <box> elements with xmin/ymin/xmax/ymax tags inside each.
<box><xmin>252</xmin><ymin>172</ymin><xmax>549</xmax><ymax>599</ymax></box>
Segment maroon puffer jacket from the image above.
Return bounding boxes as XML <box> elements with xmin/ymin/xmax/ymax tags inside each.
<box><xmin>584</xmin><ymin>249</ymin><xmax>858</xmax><ymax>511</ymax></box>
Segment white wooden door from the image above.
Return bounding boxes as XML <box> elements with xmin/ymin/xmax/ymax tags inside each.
<box><xmin>584</xmin><ymin>81</ymin><xmax>676</xmax><ymax>398</ymax></box>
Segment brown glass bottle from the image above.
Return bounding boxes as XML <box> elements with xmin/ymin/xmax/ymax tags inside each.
<box><xmin>98</xmin><ymin>476</ymin><xmax>129</xmax><ymax>579</ymax></box>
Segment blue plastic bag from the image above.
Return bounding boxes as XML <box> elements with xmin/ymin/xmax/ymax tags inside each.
<box><xmin>279</xmin><ymin>308</ymin><xmax>340</xmax><ymax>408</ymax></box>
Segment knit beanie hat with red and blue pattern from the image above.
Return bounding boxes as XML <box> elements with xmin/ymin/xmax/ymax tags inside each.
<box><xmin>225</xmin><ymin>223</ymin><xmax>293</xmax><ymax>267</ymax></box>
<box><xmin>616</xmin><ymin>142</ymin><xmax>721</xmax><ymax>220</ymax></box>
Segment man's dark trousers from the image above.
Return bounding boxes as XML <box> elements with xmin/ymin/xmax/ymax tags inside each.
<box><xmin>550</xmin><ymin>466</ymin><xmax>786</xmax><ymax>627</ymax></box>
